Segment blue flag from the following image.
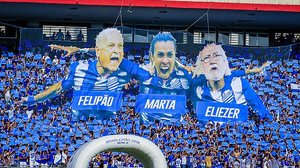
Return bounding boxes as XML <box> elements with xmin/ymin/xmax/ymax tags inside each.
<box><xmin>291</xmin><ymin>83</ymin><xmax>300</xmax><ymax>92</ymax></box>
<box><xmin>71</xmin><ymin>90</ymin><xmax>122</xmax><ymax>112</ymax></box>
<box><xmin>135</xmin><ymin>94</ymin><xmax>186</xmax><ymax>120</ymax></box>
<box><xmin>196</xmin><ymin>102</ymin><xmax>248</xmax><ymax>122</ymax></box>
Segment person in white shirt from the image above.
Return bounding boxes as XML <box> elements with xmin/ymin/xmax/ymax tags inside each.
<box><xmin>54</xmin><ymin>150</ymin><xmax>62</xmax><ymax>166</ymax></box>
<box><xmin>34</xmin><ymin>151</ymin><xmax>41</xmax><ymax>167</ymax></box>
<box><xmin>181</xmin><ymin>152</ymin><xmax>187</xmax><ymax>168</ymax></box>
<box><xmin>251</xmin><ymin>154</ymin><xmax>257</xmax><ymax>168</ymax></box>
<box><xmin>263</xmin><ymin>154</ymin><xmax>270</xmax><ymax>168</ymax></box>
<box><xmin>42</xmin><ymin>53</ymin><xmax>50</xmax><ymax>63</ymax></box>
<box><xmin>240</xmin><ymin>155</ymin><xmax>246</xmax><ymax>168</ymax></box>
<box><xmin>229</xmin><ymin>152</ymin><xmax>240</xmax><ymax>168</ymax></box>
<box><xmin>269</xmin><ymin>155</ymin><xmax>280</xmax><ymax>168</ymax></box>
<box><xmin>28</xmin><ymin>147</ymin><xmax>35</xmax><ymax>168</ymax></box>
<box><xmin>61</xmin><ymin>149</ymin><xmax>68</xmax><ymax>166</ymax></box>
<box><xmin>175</xmin><ymin>154</ymin><xmax>182</xmax><ymax>168</ymax></box>
<box><xmin>245</xmin><ymin>153</ymin><xmax>251</xmax><ymax>168</ymax></box>
<box><xmin>4</xmin><ymin>86</ymin><xmax>11</xmax><ymax>103</ymax></box>
<box><xmin>191</xmin><ymin>154</ymin><xmax>197</xmax><ymax>168</ymax></box>
<box><xmin>233</xmin><ymin>157</ymin><xmax>241</xmax><ymax>168</ymax></box>
<box><xmin>52</xmin><ymin>55</ymin><xmax>59</xmax><ymax>65</ymax></box>
<box><xmin>116</xmin><ymin>158</ymin><xmax>123</xmax><ymax>168</ymax></box>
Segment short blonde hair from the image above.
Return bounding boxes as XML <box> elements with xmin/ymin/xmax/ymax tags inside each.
<box><xmin>194</xmin><ymin>43</ymin><xmax>231</xmax><ymax>76</ymax></box>
<box><xmin>95</xmin><ymin>28</ymin><xmax>123</xmax><ymax>48</ymax></box>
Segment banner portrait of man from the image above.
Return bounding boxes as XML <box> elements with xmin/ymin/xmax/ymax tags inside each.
<box><xmin>22</xmin><ymin>28</ymin><xmax>134</xmax><ymax>120</ymax></box>
<box><xmin>190</xmin><ymin>43</ymin><xmax>273</xmax><ymax>123</ymax></box>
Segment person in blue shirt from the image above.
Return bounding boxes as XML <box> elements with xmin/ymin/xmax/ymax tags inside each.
<box><xmin>34</xmin><ymin>151</ymin><xmax>41</xmax><ymax>167</ymax></box>
<box><xmin>48</xmin><ymin>149</ymin><xmax>55</xmax><ymax>167</ymax></box>
<box><xmin>19</xmin><ymin>148</ymin><xmax>28</xmax><ymax>167</ymax></box>
<box><xmin>40</xmin><ymin>150</ymin><xmax>49</xmax><ymax>167</ymax></box>
<box><xmin>190</xmin><ymin>43</ymin><xmax>272</xmax><ymax>120</ymax></box>
<box><xmin>21</xmin><ymin>28</ymin><xmax>138</xmax><ymax>120</ymax></box>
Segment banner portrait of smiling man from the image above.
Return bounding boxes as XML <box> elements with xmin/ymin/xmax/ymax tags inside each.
<box><xmin>23</xmin><ymin>28</ymin><xmax>134</xmax><ymax>120</ymax></box>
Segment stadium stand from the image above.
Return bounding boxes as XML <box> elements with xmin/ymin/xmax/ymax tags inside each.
<box><xmin>0</xmin><ymin>44</ymin><xmax>299</xmax><ymax>167</ymax></box>
<box><xmin>1</xmin><ymin>0</ymin><xmax>300</xmax><ymax>166</ymax></box>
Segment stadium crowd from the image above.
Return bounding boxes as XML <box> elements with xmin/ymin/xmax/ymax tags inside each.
<box><xmin>0</xmin><ymin>45</ymin><xmax>299</xmax><ymax>168</ymax></box>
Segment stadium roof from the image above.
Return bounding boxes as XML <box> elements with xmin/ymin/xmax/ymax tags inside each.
<box><xmin>0</xmin><ymin>1</ymin><xmax>300</xmax><ymax>29</ymax></box>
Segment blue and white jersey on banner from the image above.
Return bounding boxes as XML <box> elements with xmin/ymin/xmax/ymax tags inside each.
<box><xmin>120</xmin><ymin>59</ymin><xmax>248</xmax><ymax>122</ymax></box>
<box><xmin>62</xmin><ymin>60</ymin><xmax>130</xmax><ymax>120</ymax></box>
<box><xmin>120</xmin><ymin>59</ymin><xmax>191</xmax><ymax>122</ymax></box>
<box><xmin>62</xmin><ymin>60</ymin><xmax>128</xmax><ymax>91</ymax></box>
<box><xmin>120</xmin><ymin>59</ymin><xmax>192</xmax><ymax>95</ymax></box>
<box><xmin>191</xmin><ymin>74</ymin><xmax>271</xmax><ymax>121</ymax></box>
<box><xmin>190</xmin><ymin>70</ymin><xmax>246</xmax><ymax>88</ymax></box>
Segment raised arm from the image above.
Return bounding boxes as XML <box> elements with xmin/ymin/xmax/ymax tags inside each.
<box><xmin>119</xmin><ymin>59</ymin><xmax>152</xmax><ymax>82</ymax></box>
<box><xmin>175</xmin><ymin>59</ymin><xmax>194</xmax><ymax>72</ymax></box>
<box><xmin>242</xmin><ymin>79</ymin><xmax>273</xmax><ymax>120</ymax></box>
<box><xmin>49</xmin><ymin>44</ymin><xmax>95</xmax><ymax>56</ymax></box>
<box><xmin>21</xmin><ymin>82</ymin><xmax>63</xmax><ymax>105</ymax></box>
<box><xmin>231</xmin><ymin>61</ymin><xmax>271</xmax><ymax>77</ymax></box>
<box><xmin>231</xmin><ymin>70</ymin><xmax>246</xmax><ymax>77</ymax></box>
<box><xmin>22</xmin><ymin>63</ymin><xmax>75</xmax><ymax>105</ymax></box>
<box><xmin>245</xmin><ymin>62</ymin><xmax>271</xmax><ymax>74</ymax></box>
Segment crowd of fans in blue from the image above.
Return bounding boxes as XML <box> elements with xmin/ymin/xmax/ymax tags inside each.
<box><xmin>0</xmin><ymin>45</ymin><xmax>299</xmax><ymax>168</ymax></box>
